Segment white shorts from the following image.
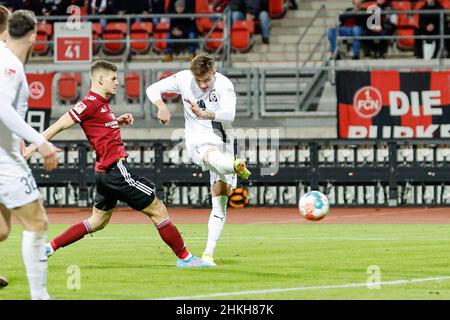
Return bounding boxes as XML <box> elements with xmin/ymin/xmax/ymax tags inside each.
<box><xmin>187</xmin><ymin>140</ymin><xmax>237</xmax><ymax>189</ymax></box>
<box><xmin>0</xmin><ymin>157</ymin><xmax>41</xmax><ymax>209</ymax></box>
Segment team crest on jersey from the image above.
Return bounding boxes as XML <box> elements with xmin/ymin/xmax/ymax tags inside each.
<box><xmin>74</xmin><ymin>101</ymin><xmax>87</xmax><ymax>114</ymax></box>
<box><xmin>4</xmin><ymin>68</ymin><xmax>16</xmax><ymax>76</ymax></box>
<box><xmin>87</xmin><ymin>95</ymin><xmax>97</xmax><ymax>101</ymax></box>
<box><xmin>209</xmin><ymin>90</ymin><xmax>218</xmax><ymax>102</ymax></box>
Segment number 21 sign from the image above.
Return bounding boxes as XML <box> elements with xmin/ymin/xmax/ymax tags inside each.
<box><xmin>54</xmin><ymin>22</ymin><xmax>92</xmax><ymax>63</ymax></box>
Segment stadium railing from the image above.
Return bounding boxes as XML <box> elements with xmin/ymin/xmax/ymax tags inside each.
<box><xmin>29</xmin><ymin>139</ymin><xmax>450</xmax><ymax>208</ymax></box>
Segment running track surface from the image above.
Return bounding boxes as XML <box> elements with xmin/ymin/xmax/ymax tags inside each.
<box><xmin>10</xmin><ymin>207</ymin><xmax>450</xmax><ymax>224</ymax></box>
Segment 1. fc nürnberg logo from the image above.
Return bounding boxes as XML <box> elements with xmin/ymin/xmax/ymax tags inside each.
<box><xmin>353</xmin><ymin>86</ymin><xmax>382</xmax><ymax>118</ymax></box>
<box><xmin>29</xmin><ymin>81</ymin><xmax>45</xmax><ymax>100</ymax></box>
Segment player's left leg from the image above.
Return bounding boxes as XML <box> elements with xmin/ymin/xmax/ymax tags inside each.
<box><xmin>202</xmin><ymin>179</ymin><xmax>232</xmax><ymax>267</ymax></box>
<box><xmin>113</xmin><ymin>160</ymin><xmax>210</xmax><ymax>268</ymax></box>
<box><xmin>0</xmin><ymin>204</ymin><xmax>11</xmax><ymax>288</ymax></box>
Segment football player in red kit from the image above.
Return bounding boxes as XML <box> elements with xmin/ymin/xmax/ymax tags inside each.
<box><xmin>24</xmin><ymin>60</ymin><xmax>210</xmax><ymax>268</ymax></box>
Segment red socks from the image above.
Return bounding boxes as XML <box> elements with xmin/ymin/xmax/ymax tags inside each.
<box><xmin>50</xmin><ymin>220</ymin><xmax>92</xmax><ymax>251</ymax></box>
<box><xmin>156</xmin><ymin>218</ymin><xmax>189</xmax><ymax>259</ymax></box>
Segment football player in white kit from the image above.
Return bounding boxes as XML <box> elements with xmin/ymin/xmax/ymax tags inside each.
<box><xmin>146</xmin><ymin>52</ymin><xmax>251</xmax><ymax>267</ymax></box>
<box><xmin>0</xmin><ymin>9</ymin><xmax>59</xmax><ymax>299</ymax></box>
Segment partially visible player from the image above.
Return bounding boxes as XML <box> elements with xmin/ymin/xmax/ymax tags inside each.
<box><xmin>24</xmin><ymin>60</ymin><xmax>209</xmax><ymax>268</ymax></box>
<box><xmin>0</xmin><ymin>10</ymin><xmax>59</xmax><ymax>299</ymax></box>
<box><xmin>146</xmin><ymin>52</ymin><xmax>251</xmax><ymax>267</ymax></box>
<box><xmin>0</xmin><ymin>3</ymin><xmax>10</xmax><ymax>290</ymax></box>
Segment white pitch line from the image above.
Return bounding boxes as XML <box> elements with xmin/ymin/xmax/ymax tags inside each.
<box><xmin>153</xmin><ymin>275</ymin><xmax>450</xmax><ymax>300</ymax></box>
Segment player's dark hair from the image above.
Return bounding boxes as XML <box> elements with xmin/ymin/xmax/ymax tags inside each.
<box><xmin>90</xmin><ymin>60</ymin><xmax>118</xmax><ymax>74</ymax></box>
<box><xmin>0</xmin><ymin>5</ymin><xmax>10</xmax><ymax>34</ymax></box>
<box><xmin>8</xmin><ymin>10</ymin><xmax>37</xmax><ymax>39</ymax></box>
<box><xmin>190</xmin><ymin>52</ymin><xmax>215</xmax><ymax>77</ymax></box>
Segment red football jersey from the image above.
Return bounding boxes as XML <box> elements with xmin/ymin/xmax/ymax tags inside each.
<box><xmin>68</xmin><ymin>91</ymin><xmax>128</xmax><ymax>172</ymax></box>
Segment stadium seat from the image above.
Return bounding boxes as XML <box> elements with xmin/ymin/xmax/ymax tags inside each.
<box><xmin>442</xmin><ymin>0</ymin><xmax>450</xmax><ymax>8</ymax></box>
<box><xmin>92</xmin><ymin>23</ymin><xmax>103</xmax><ymax>55</ymax></box>
<box><xmin>103</xmin><ymin>22</ymin><xmax>128</xmax><ymax>55</ymax></box>
<box><xmin>125</xmin><ymin>72</ymin><xmax>141</xmax><ymax>103</ymax></box>
<box><xmin>231</xmin><ymin>20</ymin><xmax>254</xmax><ymax>53</ymax></box>
<box><xmin>397</xmin><ymin>28</ymin><xmax>415</xmax><ymax>51</ymax></box>
<box><xmin>33</xmin><ymin>22</ymin><xmax>53</xmax><ymax>56</ymax></box>
<box><xmin>195</xmin><ymin>0</ymin><xmax>214</xmax><ymax>34</ymax></box>
<box><xmin>269</xmin><ymin>0</ymin><xmax>287</xmax><ymax>19</ymax></box>
<box><xmin>204</xmin><ymin>21</ymin><xmax>224</xmax><ymax>52</ymax></box>
<box><xmin>130</xmin><ymin>22</ymin><xmax>153</xmax><ymax>54</ymax></box>
<box><xmin>154</xmin><ymin>22</ymin><xmax>170</xmax><ymax>54</ymax></box>
<box><xmin>360</xmin><ymin>1</ymin><xmax>376</xmax><ymax>9</ymax></box>
<box><xmin>159</xmin><ymin>71</ymin><xmax>180</xmax><ymax>102</ymax></box>
<box><xmin>58</xmin><ymin>73</ymin><xmax>82</xmax><ymax>104</ymax></box>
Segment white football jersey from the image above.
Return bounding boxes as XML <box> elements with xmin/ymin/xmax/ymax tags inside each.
<box><xmin>146</xmin><ymin>70</ymin><xmax>237</xmax><ymax>146</ymax></box>
<box><xmin>0</xmin><ymin>45</ymin><xmax>30</xmax><ymax>161</ymax></box>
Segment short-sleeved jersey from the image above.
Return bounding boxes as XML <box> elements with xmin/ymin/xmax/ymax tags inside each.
<box><xmin>0</xmin><ymin>45</ymin><xmax>30</xmax><ymax>161</ymax></box>
<box><xmin>146</xmin><ymin>70</ymin><xmax>237</xmax><ymax>147</ymax></box>
<box><xmin>68</xmin><ymin>91</ymin><xmax>128</xmax><ymax>172</ymax></box>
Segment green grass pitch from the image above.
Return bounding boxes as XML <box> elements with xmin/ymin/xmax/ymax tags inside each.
<box><xmin>1</xmin><ymin>223</ymin><xmax>450</xmax><ymax>300</ymax></box>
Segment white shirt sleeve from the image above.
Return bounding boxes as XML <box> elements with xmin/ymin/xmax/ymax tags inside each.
<box><xmin>0</xmin><ymin>66</ymin><xmax>45</xmax><ymax>146</ymax></box>
<box><xmin>214</xmin><ymin>77</ymin><xmax>236</xmax><ymax>122</ymax></box>
<box><xmin>146</xmin><ymin>72</ymin><xmax>181</xmax><ymax>104</ymax></box>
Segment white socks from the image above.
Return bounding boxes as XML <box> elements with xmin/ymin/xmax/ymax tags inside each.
<box><xmin>205</xmin><ymin>150</ymin><xmax>234</xmax><ymax>175</ymax></box>
<box><xmin>204</xmin><ymin>196</ymin><xmax>228</xmax><ymax>256</ymax></box>
<box><xmin>22</xmin><ymin>231</ymin><xmax>50</xmax><ymax>300</ymax></box>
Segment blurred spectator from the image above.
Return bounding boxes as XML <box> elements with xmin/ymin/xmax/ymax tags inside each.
<box><xmin>327</xmin><ymin>0</ymin><xmax>365</xmax><ymax>60</ymax></box>
<box><xmin>126</xmin><ymin>0</ymin><xmax>151</xmax><ymax>23</ymax></box>
<box><xmin>362</xmin><ymin>0</ymin><xmax>397</xmax><ymax>58</ymax></box>
<box><xmin>230</xmin><ymin>0</ymin><xmax>270</xmax><ymax>44</ymax></box>
<box><xmin>209</xmin><ymin>0</ymin><xmax>229</xmax><ymax>13</ymax></box>
<box><xmin>413</xmin><ymin>0</ymin><xmax>443</xmax><ymax>59</ymax></box>
<box><xmin>89</xmin><ymin>0</ymin><xmax>125</xmax><ymax>25</ymax></box>
<box><xmin>288</xmin><ymin>0</ymin><xmax>297</xmax><ymax>10</ymax></box>
<box><xmin>150</xmin><ymin>0</ymin><xmax>166</xmax><ymax>26</ymax></box>
<box><xmin>0</xmin><ymin>0</ymin><xmax>23</xmax><ymax>11</ymax></box>
<box><xmin>162</xmin><ymin>0</ymin><xmax>197</xmax><ymax>62</ymax></box>
<box><xmin>27</xmin><ymin>0</ymin><xmax>46</xmax><ymax>16</ymax></box>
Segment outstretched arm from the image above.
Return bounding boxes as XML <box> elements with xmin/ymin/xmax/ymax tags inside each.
<box><xmin>23</xmin><ymin>112</ymin><xmax>75</xmax><ymax>160</ymax></box>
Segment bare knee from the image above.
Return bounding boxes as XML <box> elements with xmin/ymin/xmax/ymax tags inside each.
<box><xmin>88</xmin><ymin>210</ymin><xmax>112</xmax><ymax>232</ymax></box>
<box><xmin>0</xmin><ymin>228</ymin><xmax>10</xmax><ymax>241</ymax></box>
<box><xmin>142</xmin><ymin>198</ymin><xmax>168</xmax><ymax>223</ymax></box>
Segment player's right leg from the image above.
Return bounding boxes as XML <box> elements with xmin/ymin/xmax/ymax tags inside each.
<box><xmin>0</xmin><ymin>204</ymin><xmax>11</xmax><ymax>288</ymax></box>
<box><xmin>202</xmin><ymin>147</ymin><xmax>251</xmax><ymax>180</ymax></box>
<box><xmin>11</xmin><ymin>200</ymin><xmax>51</xmax><ymax>300</ymax></box>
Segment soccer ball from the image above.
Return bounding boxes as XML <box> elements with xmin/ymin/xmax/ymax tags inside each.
<box><xmin>298</xmin><ymin>191</ymin><xmax>330</xmax><ymax>221</ymax></box>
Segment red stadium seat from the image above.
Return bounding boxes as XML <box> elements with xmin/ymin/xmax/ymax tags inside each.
<box><xmin>397</xmin><ymin>28</ymin><xmax>415</xmax><ymax>51</ymax></box>
<box><xmin>195</xmin><ymin>0</ymin><xmax>214</xmax><ymax>33</ymax></box>
<box><xmin>360</xmin><ymin>1</ymin><xmax>377</xmax><ymax>9</ymax></box>
<box><xmin>269</xmin><ymin>0</ymin><xmax>287</xmax><ymax>19</ymax></box>
<box><xmin>204</xmin><ymin>21</ymin><xmax>224</xmax><ymax>52</ymax></box>
<box><xmin>440</xmin><ymin>0</ymin><xmax>450</xmax><ymax>8</ymax></box>
<box><xmin>160</xmin><ymin>71</ymin><xmax>180</xmax><ymax>103</ymax></box>
<box><xmin>231</xmin><ymin>20</ymin><xmax>254</xmax><ymax>53</ymax></box>
<box><xmin>33</xmin><ymin>22</ymin><xmax>53</xmax><ymax>56</ymax></box>
<box><xmin>103</xmin><ymin>22</ymin><xmax>128</xmax><ymax>55</ymax></box>
<box><xmin>125</xmin><ymin>72</ymin><xmax>141</xmax><ymax>102</ymax></box>
<box><xmin>58</xmin><ymin>73</ymin><xmax>82</xmax><ymax>104</ymax></box>
<box><xmin>92</xmin><ymin>23</ymin><xmax>103</xmax><ymax>55</ymax></box>
<box><xmin>130</xmin><ymin>22</ymin><xmax>153</xmax><ymax>54</ymax></box>
<box><xmin>154</xmin><ymin>22</ymin><xmax>170</xmax><ymax>54</ymax></box>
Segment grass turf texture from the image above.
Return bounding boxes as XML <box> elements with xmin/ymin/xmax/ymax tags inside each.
<box><xmin>1</xmin><ymin>224</ymin><xmax>450</xmax><ymax>300</ymax></box>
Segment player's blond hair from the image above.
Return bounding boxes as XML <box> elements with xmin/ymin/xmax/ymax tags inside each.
<box><xmin>0</xmin><ymin>5</ymin><xmax>10</xmax><ymax>34</ymax></box>
<box><xmin>189</xmin><ymin>52</ymin><xmax>215</xmax><ymax>77</ymax></box>
<box><xmin>90</xmin><ymin>60</ymin><xmax>118</xmax><ymax>75</ymax></box>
